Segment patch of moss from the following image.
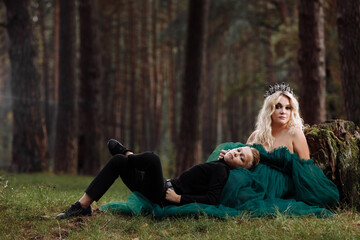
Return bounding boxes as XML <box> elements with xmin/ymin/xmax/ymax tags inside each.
<box><xmin>307</xmin><ymin>128</ymin><xmax>320</xmax><ymax>137</ymax></box>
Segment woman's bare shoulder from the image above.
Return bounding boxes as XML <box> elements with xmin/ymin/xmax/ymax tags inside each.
<box><xmin>291</xmin><ymin>127</ymin><xmax>310</xmax><ymax>159</ymax></box>
<box><xmin>292</xmin><ymin>126</ymin><xmax>306</xmax><ymax>138</ymax></box>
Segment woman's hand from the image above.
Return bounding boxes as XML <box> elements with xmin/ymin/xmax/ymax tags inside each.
<box><xmin>218</xmin><ymin>149</ymin><xmax>230</xmax><ymax>160</ymax></box>
<box><xmin>165</xmin><ymin>189</ymin><xmax>181</xmax><ymax>203</ymax></box>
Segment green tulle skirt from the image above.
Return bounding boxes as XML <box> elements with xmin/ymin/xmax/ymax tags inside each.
<box><xmin>100</xmin><ymin>142</ymin><xmax>339</xmax><ymax>218</ymax></box>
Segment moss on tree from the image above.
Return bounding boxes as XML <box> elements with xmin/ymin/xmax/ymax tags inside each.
<box><xmin>304</xmin><ymin>119</ymin><xmax>360</xmax><ymax>210</ymax></box>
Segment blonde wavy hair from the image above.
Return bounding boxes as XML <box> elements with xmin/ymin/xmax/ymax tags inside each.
<box><xmin>247</xmin><ymin>91</ymin><xmax>304</xmax><ymax>148</ymax></box>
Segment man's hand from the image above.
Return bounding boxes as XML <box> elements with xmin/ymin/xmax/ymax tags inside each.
<box><xmin>218</xmin><ymin>149</ymin><xmax>230</xmax><ymax>160</ymax></box>
<box><xmin>165</xmin><ymin>189</ymin><xmax>181</xmax><ymax>203</ymax></box>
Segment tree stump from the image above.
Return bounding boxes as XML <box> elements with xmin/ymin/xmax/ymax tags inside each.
<box><xmin>304</xmin><ymin>119</ymin><xmax>360</xmax><ymax>209</ymax></box>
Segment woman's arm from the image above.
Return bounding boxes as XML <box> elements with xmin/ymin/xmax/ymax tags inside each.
<box><xmin>292</xmin><ymin>128</ymin><xmax>310</xmax><ymax>160</ymax></box>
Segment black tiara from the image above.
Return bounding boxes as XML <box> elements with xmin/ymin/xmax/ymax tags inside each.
<box><xmin>264</xmin><ymin>83</ymin><xmax>294</xmax><ymax>98</ymax></box>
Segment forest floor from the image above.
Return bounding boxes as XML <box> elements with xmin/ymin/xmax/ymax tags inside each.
<box><xmin>0</xmin><ymin>172</ymin><xmax>359</xmax><ymax>240</ymax></box>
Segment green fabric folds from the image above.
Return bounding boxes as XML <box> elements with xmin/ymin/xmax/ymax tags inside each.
<box><xmin>100</xmin><ymin>142</ymin><xmax>339</xmax><ymax>218</ymax></box>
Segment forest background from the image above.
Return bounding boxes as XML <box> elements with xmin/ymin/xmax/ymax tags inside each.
<box><xmin>0</xmin><ymin>0</ymin><xmax>358</xmax><ymax>177</ymax></box>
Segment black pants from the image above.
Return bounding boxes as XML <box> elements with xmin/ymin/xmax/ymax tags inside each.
<box><xmin>85</xmin><ymin>152</ymin><xmax>165</xmax><ymax>204</ymax></box>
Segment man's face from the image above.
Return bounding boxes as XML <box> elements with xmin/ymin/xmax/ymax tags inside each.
<box><xmin>224</xmin><ymin>147</ymin><xmax>253</xmax><ymax>169</ymax></box>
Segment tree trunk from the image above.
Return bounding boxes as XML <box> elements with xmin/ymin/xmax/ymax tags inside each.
<box><xmin>216</xmin><ymin>81</ymin><xmax>223</xmax><ymax>145</ymax></box>
<box><xmin>263</xmin><ymin>1</ymin><xmax>276</xmax><ymax>85</ymax></box>
<box><xmin>279</xmin><ymin>0</ymin><xmax>289</xmax><ymax>26</ymax></box>
<box><xmin>265</xmin><ymin>28</ymin><xmax>276</xmax><ymax>84</ymax></box>
<box><xmin>304</xmin><ymin>119</ymin><xmax>360</xmax><ymax>209</ymax></box>
<box><xmin>53</xmin><ymin>0</ymin><xmax>59</xmax><ymax>103</ymax></box>
<box><xmin>140</xmin><ymin>0</ymin><xmax>150</xmax><ymax>151</ymax></box>
<box><xmin>38</xmin><ymin>0</ymin><xmax>51</xmax><ymax>163</ymax></box>
<box><xmin>298</xmin><ymin>0</ymin><xmax>326</xmax><ymax>125</ymax></box>
<box><xmin>0</xmin><ymin>1</ymin><xmax>11</xmax><ymax>126</ymax></box>
<box><xmin>99</xmin><ymin>1</ymin><xmax>114</xmax><ymax>140</ymax></box>
<box><xmin>149</xmin><ymin>0</ymin><xmax>158</xmax><ymax>150</ymax></box>
<box><xmin>201</xmin><ymin>40</ymin><xmax>215</xmax><ymax>156</ymax></box>
<box><xmin>52</xmin><ymin>0</ymin><xmax>60</xmax><ymax>157</ymax></box>
<box><xmin>336</xmin><ymin>0</ymin><xmax>360</xmax><ymax>127</ymax></box>
<box><xmin>54</xmin><ymin>0</ymin><xmax>77</xmax><ymax>174</ymax></box>
<box><xmin>113</xmin><ymin>9</ymin><xmax>122</xmax><ymax>140</ymax></box>
<box><xmin>119</xmin><ymin>13</ymin><xmax>128</xmax><ymax>143</ymax></box>
<box><xmin>175</xmin><ymin>0</ymin><xmax>209</xmax><ymax>176</ymax></box>
<box><xmin>167</xmin><ymin>0</ymin><xmax>177</xmax><ymax>145</ymax></box>
<box><xmin>4</xmin><ymin>0</ymin><xmax>48</xmax><ymax>172</ymax></box>
<box><xmin>78</xmin><ymin>0</ymin><xmax>103</xmax><ymax>175</ymax></box>
<box><xmin>128</xmin><ymin>0</ymin><xmax>137</xmax><ymax>151</ymax></box>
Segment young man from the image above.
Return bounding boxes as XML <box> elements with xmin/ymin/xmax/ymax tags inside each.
<box><xmin>57</xmin><ymin>140</ymin><xmax>260</xmax><ymax>219</ymax></box>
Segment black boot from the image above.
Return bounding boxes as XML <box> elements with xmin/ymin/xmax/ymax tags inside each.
<box><xmin>57</xmin><ymin>201</ymin><xmax>92</xmax><ymax>219</ymax></box>
<box><xmin>107</xmin><ymin>139</ymin><xmax>131</xmax><ymax>155</ymax></box>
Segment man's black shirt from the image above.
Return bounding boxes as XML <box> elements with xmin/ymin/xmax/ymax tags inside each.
<box><xmin>171</xmin><ymin>159</ymin><xmax>230</xmax><ymax>205</ymax></box>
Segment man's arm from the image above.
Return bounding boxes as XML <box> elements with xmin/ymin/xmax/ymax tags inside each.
<box><xmin>166</xmin><ymin>166</ymin><xmax>229</xmax><ymax>205</ymax></box>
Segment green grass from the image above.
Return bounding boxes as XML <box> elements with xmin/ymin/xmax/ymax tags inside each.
<box><xmin>0</xmin><ymin>173</ymin><xmax>359</xmax><ymax>240</ymax></box>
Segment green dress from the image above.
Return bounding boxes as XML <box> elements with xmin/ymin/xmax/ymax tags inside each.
<box><xmin>100</xmin><ymin>142</ymin><xmax>339</xmax><ymax>218</ymax></box>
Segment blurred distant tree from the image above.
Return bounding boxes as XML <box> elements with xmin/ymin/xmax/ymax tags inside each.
<box><xmin>337</xmin><ymin>0</ymin><xmax>360</xmax><ymax>126</ymax></box>
<box><xmin>176</xmin><ymin>0</ymin><xmax>209</xmax><ymax>176</ymax></box>
<box><xmin>4</xmin><ymin>0</ymin><xmax>48</xmax><ymax>172</ymax></box>
<box><xmin>99</xmin><ymin>0</ymin><xmax>116</xmax><ymax>141</ymax></box>
<box><xmin>167</xmin><ymin>0</ymin><xmax>177</xmax><ymax>145</ymax></box>
<box><xmin>53</xmin><ymin>0</ymin><xmax>59</xmax><ymax>104</ymax></box>
<box><xmin>140</xmin><ymin>0</ymin><xmax>150</xmax><ymax>151</ymax></box>
<box><xmin>78</xmin><ymin>0</ymin><xmax>103</xmax><ymax>174</ymax></box>
<box><xmin>54</xmin><ymin>0</ymin><xmax>77</xmax><ymax>173</ymax></box>
<box><xmin>298</xmin><ymin>0</ymin><xmax>326</xmax><ymax>124</ymax></box>
<box><xmin>113</xmin><ymin>9</ymin><xmax>127</xmax><ymax>143</ymax></box>
<box><xmin>149</xmin><ymin>0</ymin><xmax>164</xmax><ymax>150</ymax></box>
<box><xmin>128</xmin><ymin>0</ymin><xmax>137</xmax><ymax>151</ymax></box>
<box><xmin>38</xmin><ymin>0</ymin><xmax>52</xmax><ymax>159</ymax></box>
<box><xmin>0</xmin><ymin>1</ymin><xmax>10</xmax><ymax>122</ymax></box>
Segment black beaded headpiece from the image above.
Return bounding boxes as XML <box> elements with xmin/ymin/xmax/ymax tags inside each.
<box><xmin>264</xmin><ymin>82</ymin><xmax>294</xmax><ymax>98</ymax></box>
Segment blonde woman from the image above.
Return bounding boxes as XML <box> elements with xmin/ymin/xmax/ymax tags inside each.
<box><xmin>247</xmin><ymin>83</ymin><xmax>310</xmax><ymax>160</ymax></box>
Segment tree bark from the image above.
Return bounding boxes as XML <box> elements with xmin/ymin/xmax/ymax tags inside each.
<box><xmin>113</xmin><ymin>8</ymin><xmax>122</xmax><ymax>140</ymax></box>
<box><xmin>167</xmin><ymin>0</ymin><xmax>177</xmax><ymax>145</ymax></box>
<box><xmin>99</xmin><ymin>1</ymin><xmax>114</xmax><ymax>140</ymax></box>
<box><xmin>38</xmin><ymin>0</ymin><xmax>51</xmax><ymax>163</ymax></box>
<box><xmin>78</xmin><ymin>0</ymin><xmax>103</xmax><ymax>174</ymax></box>
<box><xmin>0</xmin><ymin>1</ymin><xmax>10</xmax><ymax>124</ymax></box>
<box><xmin>120</xmin><ymin>12</ymin><xmax>128</xmax><ymax>144</ymax></box>
<box><xmin>140</xmin><ymin>0</ymin><xmax>150</xmax><ymax>151</ymax></box>
<box><xmin>128</xmin><ymin>0</ymin><xmax>137</xmax><ymax>151</ymax></box>
<box><xmin>149</xmin><ymin>0</ymin><xmax>158</xmax><ymax>150</ymax></box>
<box><xmin>304</xmin><ymin>119</ymin><xmax>360</xmax><ymax>209</ymax></box>
<box><xmin>263</xmin><ymin>1</ymin><xmax>276</xmax><ymax>85</ymax></box>
<box><xmin>201</xmin><ymin>39</ymin><xmax>215</xmax><ymax>156</ymax></box>
<box><xmin>298</xmin><ymin>0</ymin><xmax>326</xmax><ymax>125</ymax></box>
<box><xmin>336</xmin><ymin>0</ymin><xmax>360</xmax><ymax>127</ymax></box>
<box><xmin>4</xmin><ymin>0</ymin><xmax>48</xmax><ymax>172</ymax></box>
<box><xmin>53</xmin><ymin>0</ymin><xmax>59</xmax><ymax>103</ymax></box>
<box><xmin>54</xmin><ymin>0</ymin><xmax>77</xmax><ymax>174</ymax></box>
<box><xmin>175</xmin><ymin>0</ymin><xmax>209</xmax><ymax>176</ymax></box>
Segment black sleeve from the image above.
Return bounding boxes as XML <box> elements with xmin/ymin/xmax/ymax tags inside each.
<box><xmin>179</xmin><ymin>166</ymin><xmax>229</xmax><ymax>205</ymax></box>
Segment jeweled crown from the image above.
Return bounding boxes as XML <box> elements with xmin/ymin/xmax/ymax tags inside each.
<box><xmin>264</xmin><ymin>82</ymin><xmax>294</xmax><ymax>98</ymax></box>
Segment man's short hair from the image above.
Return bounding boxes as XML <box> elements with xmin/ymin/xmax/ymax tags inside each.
<box><xmin>248</xmin><ymin>148</ymin><xmax>260</xmax><ymax>170</ymax></box>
